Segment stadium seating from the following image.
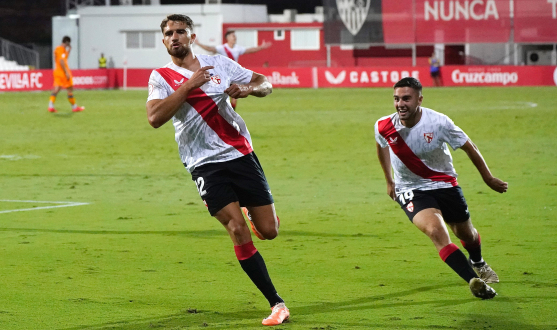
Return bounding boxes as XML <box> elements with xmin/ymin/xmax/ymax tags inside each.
<box><xmin>0</xmin><ymin>56</ymin><xmax>29</xmax><ymax>71</ymax></box>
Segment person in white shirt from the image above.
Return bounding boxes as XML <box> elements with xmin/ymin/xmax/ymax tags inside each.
<box><xmin>196</xmin><ymin>30</ymin><xmax>272</xmax><ymax>109</ymax></box>
<box><xmin>375</xmin><ymin>77</ymin><xmax>508</xmax><ymax>300</ymax></box>
<box><xmin>146</xmin><ymin>14</ymin><xmax>289</xmax><ymax>326</ymax></box>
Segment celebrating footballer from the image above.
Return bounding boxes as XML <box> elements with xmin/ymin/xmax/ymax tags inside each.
<box><xmin>145</xmin><ymin>14</ymin><xmax>289</xmax><ymax>326</ymax></box>
<box><xmin>375</xmin><ymin>77</ymin><xmax>508</xmax><ymax>299</ymax></box>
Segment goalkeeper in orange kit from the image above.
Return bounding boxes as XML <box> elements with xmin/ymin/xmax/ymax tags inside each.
<box><xmin>48</xmin><ymin>36</ymin><xmax>85</xmax><ymax>113</ymax></box>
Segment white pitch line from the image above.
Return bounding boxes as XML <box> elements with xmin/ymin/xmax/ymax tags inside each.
<box><xmin>0</xmin><ymin>200</ymin><xmax>90</xmax><ymax>214</ymax></box>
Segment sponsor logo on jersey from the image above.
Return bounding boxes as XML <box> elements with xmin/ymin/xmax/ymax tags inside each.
<box><xmin>424</xmin><ymin>132</ymin><xmax>434</xmax><ymax>143</ymax></box>
<box><xmin>337</xmin><ymin>0</ymin><xmax>371</xmax><ymax>36</ymax></box>
<box><xmin>174</xmin><ymin>78</ymin><xmax>184</xmax><ymax>86</ymax></box>
<box><xmin>388</xmin><ymin>136</ymin><xmax>398</xmax><ymax>145</ymax></box>
<box><xmin>148</xmin><ymin>83</ymin><xmax>154</xmax><ymax>96</ymax></box>
<box><xmin>406</xmin><ymin>201</ymin><xmax>414</xmax><ymax>212</ymax></box>
<box><xmin>210</xmin><ymin>74</ymin><xmax>221</xmax><ymax>84</ymax></box>
<box><xmin>325</xmin><ymin>70</ymin><xmax>346</xmax><ymax>84</ymax></box>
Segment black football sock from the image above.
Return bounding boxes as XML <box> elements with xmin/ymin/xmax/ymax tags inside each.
<box><xmin>461</xmin><ymin>233</ymin><xmax>485</xmax><ymax>266</ymax></box>
<box><xmin>439</xmin><ymin>243</ymin><xmax>478</xmax><ymax>283</ymax></box>
<box><xmin>235</xmin><ymin>242</ymin><xmax>284</xmax><ymax>307</ymax></box>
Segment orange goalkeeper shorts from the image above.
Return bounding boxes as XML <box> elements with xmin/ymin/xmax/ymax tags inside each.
<box><xmin>53</xmin><ymin>71</ymin><xmax>73</xmax><ymax>88</ymax></box>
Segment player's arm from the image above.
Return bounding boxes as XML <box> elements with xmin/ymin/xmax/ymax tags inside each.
<box><xmin>376</xmin><ymin>142</ymin><xmax>396</xmax><ymax>200</ymax></box>
<box><xmin>59</xmin><ymin>59</ymin><xmax>71</xmax><ymax>79</ymax></box>
<box><xmin>225</xmin><ymin>72</ymin><xmax>272</xmax><ymax>99</ymax></box>
<box><xmin>244</xmin><ymin>41</ymin><xmax>272</xmax><ymax>55</ymax></box>
<box><xmin>146</xmin><ymin>66</ymin><xmax>214</xmax><ymax>128</ymax></box>
<box><xmin>195</xmin><ymin>40</ymin><xmax>217</xmax><ymax>53</ymax></box>
<box><xmin>460</xmin><ymin>139</ymin><xmax>508</xmax><ymax>193</ymax></box>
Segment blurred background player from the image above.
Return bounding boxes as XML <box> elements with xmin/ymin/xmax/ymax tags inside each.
<box><xmin>196</xmin><ymin>30</ymin><xmax>271</xmax><ymax>109</ymax></box>
<box><xmin>48</xmin><ymin>36</ymin><xmax>85</xmax><ymax>113</ymax></box>
<box><xmin>428</xmin><ymin>52</ymin><xmax>442</xmax><ymax>87</ymax></box>
<box><xmin>146</xmin><ymin>14</ymin><xmax>289</xmax><ymax>326</ymax></box>
<box><xmin>375</xmin><ymin>77</ymin><xmax>507</xmax><ymax>300</ymax></box>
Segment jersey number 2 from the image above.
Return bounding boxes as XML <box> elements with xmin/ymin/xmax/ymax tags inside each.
<box><xmin>196</xmin><ymin>177</ymin><xmax>207</xmax><ymax>197</ymax></box>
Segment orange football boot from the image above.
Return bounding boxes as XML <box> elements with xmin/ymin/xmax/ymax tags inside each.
<box><xmin>262</xmin><ymin>302</ymin><xmax>289</xmax><ymax>326</ymax></box>
<box><xmin>241</xmin><ymin>207</ymin><xmax>265</xmax><ymax>240</ymax></box>
<box><xmin>48</xmin><ymin>107</ymin><xmax>57</xmax><ymax>113</ymax></box>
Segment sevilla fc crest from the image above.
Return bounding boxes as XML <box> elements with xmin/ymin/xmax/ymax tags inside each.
<box><xmin>210</xmin><ymin>74</ymin><xmax>221</xmax><ymax>84</ymax></box>
<box><xmin>406</xmin><ymin>201</ymin><xmax>414</xmax><ymax>213</ymax></box>
<box><xmin>424</xmin><ymin>132</ymin><xmax>434</xmax><ymax>143</ymax></box>
<box><xmin>336</xmin><ymin>0</ymin><xmax>371</xmax><ymax>36</ymax></box>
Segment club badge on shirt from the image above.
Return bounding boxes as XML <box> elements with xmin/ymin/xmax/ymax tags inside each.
<box><xmin>424</xmin><ymin>132</ymin><xmax>434</xmax><ymax>143</ymax></box>
<box><xmin>210</xmin><ymin>74</ymin><xmax>221</xmax><ymax>85</ymax></box>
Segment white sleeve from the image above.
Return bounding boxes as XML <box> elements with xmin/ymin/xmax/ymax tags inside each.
<box><xmin>236</xmin><ymin>45</ymin><xmax>246</xmax><ymax>56</ymax></box>
<box><xmin>443</xmin><ymin>116</ymin><xmax>469</xmax><ymax>150</ymax></box>
<box><xmin>374</xmin><ymin>121</ymin><xmax>389</xmax><ymax>148</ymax></box>
<box><xmin>224</xmin><ymin>57</ymin><xmax>253</xmax><ymax>85</ymax></box>
<box><xmin>147</xmin><ymin>70</ymin><xmax>170</xmax><ymax>102</ymax></box>
<box><xmin>215</xmin><ymin>45</ymin><xmax>226</xmax><ymax>56</ymax></box>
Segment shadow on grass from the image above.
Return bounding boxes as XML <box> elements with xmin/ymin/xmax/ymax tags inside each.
<box><xmin>63</xmin><ymin>284</ymin><xmax>474</xmax><ymax>330</ymax></box>
<box><xmin>0</xmin><ymin>227</ymin><xmax>377</xmax><ymax>238</ymax></box>
<box><xmin>52</xmin><ymin>112</ymin><xmax>76</xmax><ymax>118</ymax></box>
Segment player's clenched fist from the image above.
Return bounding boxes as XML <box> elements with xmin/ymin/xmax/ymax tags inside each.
<box><xmin>225</xmin><ymin>84</ymin><xmax>253</xmax><ymax>99</ymax></box>
<box><xmin>486</xmin><ymin>177</ymin><xmax>508</xmax><ymax>193</ymax></box>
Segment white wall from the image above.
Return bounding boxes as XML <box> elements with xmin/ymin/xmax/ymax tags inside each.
<box><xmin>61</xmin><ymin>4</ymin><xmax>267</xmax><ymax>69</ymax></box>
<box><xmin>51</xmin><ymin>16</ymin><xmax>79</xmax><ymax>69</ymax></box>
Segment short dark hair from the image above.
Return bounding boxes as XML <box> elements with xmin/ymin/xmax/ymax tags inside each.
<box><xmin>62</xmin><ymin>36</ymin><xmax>71</xmax><ymax>43</ymax></box>
<box><xmin>224</xmin><ymin>30</ymin><xmax>235</xmax><ymax>38</ymax></box>
<box><xmin>394</xmin><ymin>77</ymin><xmax>422</xmax><ymax>93</ymax></box>
<box><xmin>160</xmin><ymin>14</ymin><xmax>194</xmax><ymax>33</ymax></box>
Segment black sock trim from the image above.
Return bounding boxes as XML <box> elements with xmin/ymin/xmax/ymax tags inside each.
<box><xmin>444</xmin><ymin>249</ymin><xmax>478</xmax><ymax>283</ymax></box>
<box><xmin>239</xmin><ymin>251</ymin><xmax>284</xmax><ymax>307</ymax></box>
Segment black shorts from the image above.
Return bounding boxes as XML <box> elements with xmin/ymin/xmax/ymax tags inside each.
<box><xmin>189</xmin><ymin>152</ymin><xmax>274</xmax><ymax>216</ymax></box>
<box><xmin>431</xmin><ymin>70</ymin><xmax>440</xmax><ymax>77</ymax></box>
<box><xmin>395</xmin><ymin>186</ymin><xmax>470</xmax><ymax>223</ymax></box>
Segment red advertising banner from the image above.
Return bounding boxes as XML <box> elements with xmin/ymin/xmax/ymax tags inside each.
<box><xmin>317</xmin><ymin>67</ymin><xmax>432</xmax><ymax>87</ymax></box>
<box><xmin>0</xmin><ymin>69</ymin><xmax>112</xmax><ymax>92</ymax></box>
<box><xmin>514</xmin><ymin>0</ymin><xmax>557</xmax><ymax>42</ymax></box>
<box><xmin>382</xmin><ymin>0</ymin><xmax>512</xmax><ymax>43</ymax></box>
<box><xmin>0</xmin><ymin>70</ymin><xmax>52</xmax><ymax>92</ymax></box>
<box><xmin>253</xmin><ymin>68</ymin><xmax>315</xmax><ymax>88</ymax></box>
<box><xmin>441</xmin><ymin>65</ymin><xmax>557</xmax><ymax>86</ymax></box>
<box><xmin>1</xmin><ymin>66</ymin><xmax>556</xmax><ymax>91</ymax></box>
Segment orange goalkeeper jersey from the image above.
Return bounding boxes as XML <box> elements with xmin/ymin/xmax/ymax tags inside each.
<box><xmin>53</xmin><ymin>45</ymin><xmax>73</xmax><ymax>87</ymax></box>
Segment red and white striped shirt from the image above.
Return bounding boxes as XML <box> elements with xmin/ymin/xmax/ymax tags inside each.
<box><xmin>215</xmin><ymin>44</ymin><xmax>246</xmax><ymax>62</ymax></box>
<box><xmin>147</xmin><ymin>54</ymin><xmax>254</xmax><ymax>172</ymax></box>
<box><xmin>375</xmin><ymin>107</ymin><xmax>469</xmax><ymax>192</ymax></box>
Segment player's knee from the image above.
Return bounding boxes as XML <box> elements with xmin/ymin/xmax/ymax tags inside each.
<box><xmin>260</xmin><ymin>227</ymin><xmax>278</xmax><ymax>240</ymax></box>
<box><xmin>425</xmin><ymin>226</ymin><xmax>447</xmax><ymax>243</ymax></box>
<box><xmin>228</xmin><ymin>220</ymin><xmax>249</xmax><ymax>238</ymax></box>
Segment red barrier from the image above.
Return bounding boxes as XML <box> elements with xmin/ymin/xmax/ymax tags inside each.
<box><xmin>1</xmin><ymin>66</ymin><xmax>556</xmax><ymax>92</ymax></box>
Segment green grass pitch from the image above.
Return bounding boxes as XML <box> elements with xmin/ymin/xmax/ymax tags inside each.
<box><xmin>0</xmin><ymin>86</ymin><xmax>556</xmax><ymax>329</ymax></box>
